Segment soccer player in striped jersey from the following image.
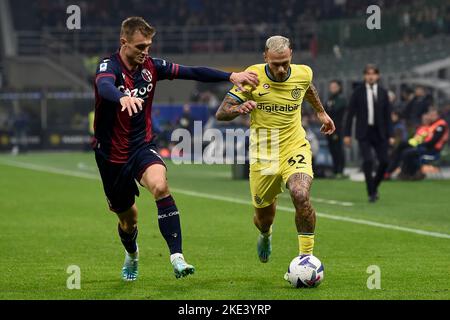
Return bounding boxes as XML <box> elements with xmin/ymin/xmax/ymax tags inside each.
<box><xmin>93</xmin><ymin>17</ymin><xmax>258</xmax><ymax>281</ymax></box>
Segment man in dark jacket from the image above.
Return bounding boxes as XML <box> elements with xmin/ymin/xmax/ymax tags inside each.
<box><xmin>344</xmin><ymin>64</ymin><xmax>394</xmax><ymax>202</ymax></box>
<box><xmin>402</xmin><ymin>85</ymin><xmax>433</xmax><ymax>131</ymax></box>
<box><xmin>325</xmin><ymin>80</ymin><xmax>347</xmax><ymax>178</ymax></box>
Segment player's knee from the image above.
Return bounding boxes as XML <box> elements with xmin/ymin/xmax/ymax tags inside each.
<box><xmin>291</xmin><ymin>187</ymin><xmax>311</xmax><ymax>210</ymax></box>
<box><xmin>150</xmin><ymin>180</ymin><xmax>169</xmax><ymax>199</ymax></box>
<box><xmin>119</xmin><ymin>218</ymin><xmax>137</xmax><ymax>233</ymax></box>
<box><xmin>255</xmin><ymin>213</ymin><xmax>274</xmax><ymax>227</ymax></box>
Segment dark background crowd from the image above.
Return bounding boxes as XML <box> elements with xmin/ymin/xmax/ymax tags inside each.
<box><xmin>14</xmin><ymin>0</ymin><xmax>450</xmax><ymax>32</ymax></box>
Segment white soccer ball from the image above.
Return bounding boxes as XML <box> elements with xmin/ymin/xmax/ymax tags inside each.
<box><xmin>285</xmin><ymin>255</ymin><xmax>324</xmax><ymax>288</ymax></box>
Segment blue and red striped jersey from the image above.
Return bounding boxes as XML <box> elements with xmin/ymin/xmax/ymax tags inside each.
<box><xmin>93</xmin><ymin>52</ymin><xmax>179</xmax><ymax>163</ymax></box>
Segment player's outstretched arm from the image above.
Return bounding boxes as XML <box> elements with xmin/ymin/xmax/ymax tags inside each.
<box><xmin>176</xmin><ymin>66</ymin><xmax>258</xmax><ymax>91</ymax></box>
<box><xmin>304</xmin><ymin>84</ymin><xmax>336</xmax><ymax>135</ymax></box>
<box><xmin>216</xmin><ymin>95</ymin><xmax>256</xmax><ymax>121</ymax></box>
<box><xmin>97</xmin><ymin>76</ymin><xmax>126</xmax><ymax>103</ymax></box>
<box><xmin>229</xmin><ymin>71</ymin><xmax>259</xmax><ymax>92</ymax></box>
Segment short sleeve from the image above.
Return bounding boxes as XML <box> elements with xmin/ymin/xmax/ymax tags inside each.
<box><xmin>153</xmin><ymin>58</ymin><xmax>179</xmax><ymax>81</ymax></box>
<box><xmin>95</xmin><ymin>58</ymin><xmax>119</xmax><ymax>83</ymax></box>
<box><xmin>303</xmin><ymin>65</ymin><xmax>313</xmax><ymax>83</ymax></box>
<box><xmin>227</xmin><ymin>86</ymin><xmax>251</xmax><ymax>103</ymax></box>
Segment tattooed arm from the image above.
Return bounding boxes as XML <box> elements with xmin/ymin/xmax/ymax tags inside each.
<box><xmin>304</xmin><ymin>83</ymin><xmax>326</xmax><ymax>114</ymax></box>
<box><xmin>216</xmin><ymin>95</ymin><xmax>257</xmax><ymax>121</ymax></box>
<box><xmin>304</xmin><ymin>83</ymin><xmax>336</xmax><ymax>135</ymax></box>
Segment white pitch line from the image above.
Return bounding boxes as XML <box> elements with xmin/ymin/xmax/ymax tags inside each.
<box><xmin>0</xmin><ymin>159</ymin><xmax>100</xmax><ymax>180</ymax></box>
<box><xmin>168</xmin><ymin>189</ymin><xmax>450</xmax><ymax>239</ymax></box>
<box><xmin>1</xmin><ymin>159</ymin><xmax>449</xmax><ymax>239</ymax></box>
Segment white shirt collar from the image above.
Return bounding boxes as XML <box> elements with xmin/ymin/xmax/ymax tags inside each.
<box><xmin>366</xmin><ymin>83</ymin><xmax>378</xmax><ymax>91</ymax></box>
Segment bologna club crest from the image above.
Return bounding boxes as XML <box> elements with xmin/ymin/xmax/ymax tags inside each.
<box><xmin>141</xmin><ymin>68</ymin><xmax>152</xmax><ymax>82</ymax></box>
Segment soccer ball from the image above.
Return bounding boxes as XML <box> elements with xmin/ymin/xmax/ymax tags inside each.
<box><xmin>285</xmin><ymin>255</ymin><xmax>324</xmax><ymax>288</ymax></box>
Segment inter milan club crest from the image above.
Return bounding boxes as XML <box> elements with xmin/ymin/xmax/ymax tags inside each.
<box><xmin>291</xmin><ymin>87</ymin><xmax>302</xmax><ymax>100</ymax></box>
<box><xmin>263</xmin><ymin>83</ymin><xmax>270</xmax><ymax>89</ymax></box>
<box><xmin>141</xmin><ymin>68</ymin><xmax>152</xmax><ymax>82</ymax></box>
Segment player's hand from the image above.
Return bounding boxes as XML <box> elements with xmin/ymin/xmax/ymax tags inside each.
<box><xmin>235</xmin><ymin>100</ymin><xmax>257</xmax><ymax>115</ymax></box>
<box><xmin>316</xmin><ymin>112</ymin><xmax>335</xmax><ymax>135</ymax></box>
<box><xmin>344</xmin><ymin>136</ymin><xmax>352</xmax><ymax>147</ymax></box>
<box><xmin>120</xmin><ymin>96</ymin><xmax>144</xmax><ymax>116</ymax></box>
<box><xmin>230</xmin><ymin>71</ymin><xmax>259</xmax><ymax>92</ymax></box>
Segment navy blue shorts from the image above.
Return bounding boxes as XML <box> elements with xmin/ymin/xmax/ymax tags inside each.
<box><xmin>95</xmin><ymin>144</ymin><xmax>166</xmax><ymax>213</ymax></box>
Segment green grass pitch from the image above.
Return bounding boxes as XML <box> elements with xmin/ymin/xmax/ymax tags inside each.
<box><xmin>0</xmin><ymin>152</ymin><xmax>449</xmax><ymax>300</ymax></box>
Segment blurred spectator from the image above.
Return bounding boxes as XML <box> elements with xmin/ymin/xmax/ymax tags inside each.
<box><xmin>387</xmin><ymin>90</ymin><xmax>400</xmax><ymax>111</ymax></box>
<box><xmin>395</xmin><ymin>109</ymin><xmax>449</xmax><ymax>180</ymax></box>
<box><xmin>151</xmin><ymin>108</ymin><xmax>171</xmax><ymax>148</ymax></box>
<box><xmin>332</xmin><ymin>45</ymin><xmax>342</xmax><ymax>60</ymax></box>
<box><xmin>402</xmin><ymin>85</ymin><xmax>433</xmax><ymax>130</ymax></box>
<box><xmin>71</xmin><ymin>112</ymin><xmax>88</xmax><ymax>130</ymax></box>
<box><xmin>324</xmin><ymin>80</ymin><xmax>347</xmax><ymax>178</ymax></box>
<box><xmin>398</xmin><ymin>86</ymin><xmax>414</xmax><ymax>114</ymax></box>
<box><xmin>390</xmin><ymin>110</ymin><xmax>408</xmax><ymax>147</ymax></box>
<box><xmin>385</xmin><ymin>111</ymin><xmax>431</xmax><ymax>179</ymax></box>
<box><xmin>199</xmin><ymin>90</ymin><xmax>220</xmax><ymax>118</ymax></box>
<box><xmin>83</xmin><ymin>55</ymin><xmax>101</xmax><ymax>82</ymax></box>
<box><xmin>178</xmin><ymin>104</ymin><xmax>194</xmax><ymax>135</ymax></box>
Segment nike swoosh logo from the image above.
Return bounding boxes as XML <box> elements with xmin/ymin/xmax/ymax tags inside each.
<box><xmin>258</xmin><ymin>92</ymin><xmax>269</xmax><ymax>96</ymax></box>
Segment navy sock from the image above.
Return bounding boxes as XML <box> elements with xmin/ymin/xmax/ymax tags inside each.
<box><xmin>118</xmin><ymin>224</ymin><xmax>138</xmax><ymax>254</ymax></box>
<box><xmin>156</xmin><ymin>195</ymin><xmax>182</xmax><ymax>255</ymax></box>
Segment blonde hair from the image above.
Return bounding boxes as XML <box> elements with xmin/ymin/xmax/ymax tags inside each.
<box><xmin>120</xmin><ymin>17</ymin><xmax>156</xmax><ymax>40</ymax></box>
<box><xmin>265</xmin><ymin>35</ymin><xmax>292</xmax><ymax>53</ymax></box>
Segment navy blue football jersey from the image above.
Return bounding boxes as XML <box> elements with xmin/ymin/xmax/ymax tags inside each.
<box><xmin>93</xmin><ymin>53</ymin><xmax>179</xmax><ymax>163</ymax></box>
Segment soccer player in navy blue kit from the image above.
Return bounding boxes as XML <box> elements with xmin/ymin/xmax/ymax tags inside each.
<box><xmin>94</xmin><ymin>17</ymin><xmax>258</xmax><ymax>281</ymax></box>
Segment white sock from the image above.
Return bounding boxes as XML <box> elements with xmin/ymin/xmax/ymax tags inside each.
<box><xmin>170</xmin><ymin>253</ymin><xmax>184</xmax><ymax>263</ymax></box>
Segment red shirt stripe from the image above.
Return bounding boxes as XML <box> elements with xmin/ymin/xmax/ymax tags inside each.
<box><xmin>95</xmin><ymin>73</ymin><xmax>116</xmax><ymax>83</ymax></box>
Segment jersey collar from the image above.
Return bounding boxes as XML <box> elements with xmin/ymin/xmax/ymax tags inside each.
<box><xmin>265</xmin><ymin>64</ymin><xmax>291</xmax><ymax>82</ymax></box>
<box><xmin>116</xmin><ymin>51</ymin><xmax>144</xmax><ymax>77</ymax></box>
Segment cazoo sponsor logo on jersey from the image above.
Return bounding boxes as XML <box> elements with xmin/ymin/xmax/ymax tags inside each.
<box><xmin>118</xmin><ymin>83</ymin><xmax>154</xmax><ymax>99</ymax></box>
